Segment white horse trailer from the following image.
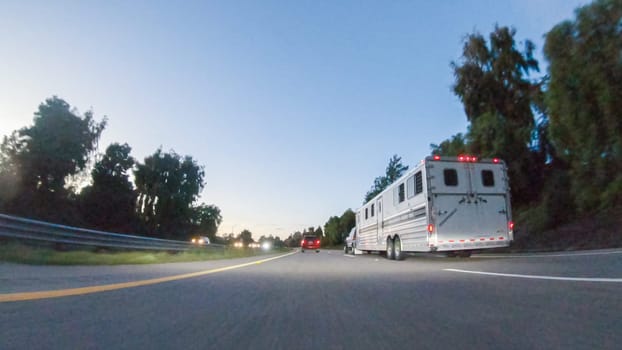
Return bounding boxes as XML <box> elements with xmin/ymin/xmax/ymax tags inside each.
<box><xmin>356</xmin><ymin>155</ymin><xmax>513</xmax><ymax>259</ymax></box>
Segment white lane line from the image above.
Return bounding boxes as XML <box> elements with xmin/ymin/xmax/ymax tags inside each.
<box><xmin>343</xmin><ymin>254</ymin><xmax>355</xmax><ymax>258</ymax></box>
<box><xmin>444</xmin><ymin>268</ymin><xmax>622</xmax><ymax>282</ymax></box>
<box><xmin>474</xmin><ymin>250</ymin><xmax>622</xmax><ymax>259</ymax></box>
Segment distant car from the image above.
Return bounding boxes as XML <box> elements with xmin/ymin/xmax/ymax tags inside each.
<box><xmin>301</xmin><ymin>235</ymin><xmax>320</xmax><ymax>253</ymax></box>
<box><xmin>344</xmin><ymin>227</ymin><xmax>356</xmax><ymax>255</ymax></box>
<box><xmin>191</xmin><ymin>236</ymin><xmax>210</xmax><ymax>245</ymax></box>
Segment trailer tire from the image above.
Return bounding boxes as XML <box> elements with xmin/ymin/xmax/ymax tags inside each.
<box><xmin>394</xmin><ymin>236</ymin><xmax>405</xmax><ymax>261</ymax></box>
<box><xmin>386</xmin><ymin>238</ymin><xmax>395</xmax><ymax>260</ymax></box>
<box><xmin>458</xmin><ymin>251</ymin><xmax>472</xmax><ymax>258</ymax></box>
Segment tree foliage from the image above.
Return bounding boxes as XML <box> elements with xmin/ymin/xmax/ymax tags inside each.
<box><xmin>237</xmin><ymin>229</ymin><xmax>254</xmax><ymax>245</ymax></box>
<box><xmin>448</xmin><ymin>25</ymin><xmax>545</xmax><ymax>205</ymax></box>
<box><xmin>134</xmin><ymin>149</ymin><xmax>205</xmax><ymax>238</ymax></box>
<box><xmin>322</xmin><ymin>209</ymin><xmax>355</xmax><ymax>246</ymax></box>
<box><xmin>0</xmin><ymin>97</ymin><xmax>106</xmax><ymax>222</ymax></box>
<box><xmin>190</xmin><ymin>204</ymin><xmax>223</xmax><ymax>241</ymax></box>
<box><xmin>544</xmin><ymin>0</ymin><xmax>622</xmax><ymax>212</ymax></box>
<box><xmin>364</xmin><ymin>154</ymin><xmax>409</xmax><ymax>203</ymax></box>
<box><xmin>80</xmin><ymin>143</ymin><xmax>137</xmax><ymax>233</ymax></box>
<box><xmin>430</xmin><ymin>133</ymin><xmax>468</xmax><ymax>156</ymax></box>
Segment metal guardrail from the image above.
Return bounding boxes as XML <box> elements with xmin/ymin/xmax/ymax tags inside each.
<box><xmin>0</xmin><ymin>213</ymin><xmax>221</xmax><ymax>251</ymax></box>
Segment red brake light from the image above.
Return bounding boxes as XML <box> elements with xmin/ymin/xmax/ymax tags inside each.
<box><xmin>316</xmin><ymin>240</ymin><xmax>320</xmax><ymax>244</ymax></box>
<box><xmin>509</xmin><ymin>221</ymin><xmax>514</xmax><ymax>230</ymax></box>
<box><xmin>472</xmin><ymin>156</ymin><xmax>478</xmax><ymax>162</ymax></box>
<box><xmin>493</xmin><ymin>158</ymin><xmax>500</xmax><ymax>164</ymax></box>
<box><xmin>427</xmin><ymin>224</ymin><xmax>434</xmax><ymax>233</ymax></box>
<box><xmin>433</xmin><ymin>155</ymin><xmax>441</xmax><ymax>161</ymax></box>
<box><xmin>458</xmin><ymin>155</ymin><xmax>465</xmax><ymax>162</ymax></box>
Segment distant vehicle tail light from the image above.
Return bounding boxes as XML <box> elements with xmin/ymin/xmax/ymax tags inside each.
<box><xmin>493</xmin><ymin>158</ymin><xmax>500</xmax><ymax>164</ymax></box>
<box><xmin>509</xmin><ymin>221</ymin><xmax>514</xmax><ymax>230</ymax></box>
<box><xmin>316</xmin><ymin>240</ymin><xmax>320</xmax><ymax>245</ymax></box>
<box><xmin>427</xmin><ymin>224</ymin><xmax>434</xmax><ymax>233</ymax></box>
<box><xmin>433</xmin><ymin>155</ymin><xmax>441</xmax><ymax>161</ymax></box>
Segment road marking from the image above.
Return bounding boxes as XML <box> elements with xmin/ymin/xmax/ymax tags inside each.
<box><xmin>474</xmin><ymin>249</ymin><xmax>622</xmax><ymax>259</ymax></box>
<box><xmin>0</xmin><ymin>252</ymin><xmax>297</xmax><ymax>303</ymax></box>
<box><xmin>343</xmin><ymin>254</ymin><xmax>355</xmax><ymax>258</ymax></box>
<box><xmin>444</xmin><ymin>268</ymin><xmax>622</xmax><ymax>283</ymax></box>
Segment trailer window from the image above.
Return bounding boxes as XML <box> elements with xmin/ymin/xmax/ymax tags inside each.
<box><xmin>371</xmin><ymin>203</ymin><xmax>375</xmax><ymax>217</ymax></box>
<box><xmin>444</xmin><ymin>169</ymin><xmax>458</xmax><ymax>186</ymax></box>
<box><xmin>407</xmin><ymin>176</ymin><xmax>415</xmax><ymax>199</ymax></box>
<box><xmin>415</xmin><ymin>171</ymin><xmax>423</xmax><ymax>194</ymax></box>
<box><xmin>482</xmin><ymin>170</ymin><xmax>495</xmax><ymax>187</ymax></box>
<box><xmin>398</xmin><ymin>183</ymin><xmax>405</xmax><ymax>203</ymax></box>
<box><xmin>365</xmin><ymin>208</ymin><xmax>368</xmax><ymax>220</ymax></box>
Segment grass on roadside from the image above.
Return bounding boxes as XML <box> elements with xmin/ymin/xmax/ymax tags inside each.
<box><xmin>0</xmin><ymin>242</ymin><xmax>290</xmax><ymax>265</ymax></box>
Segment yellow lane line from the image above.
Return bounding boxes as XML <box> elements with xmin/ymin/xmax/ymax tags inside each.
<box><xmin>0</xmin><ymin>251</ymin><xmax>297</xmax><ymax>303</ymax></box>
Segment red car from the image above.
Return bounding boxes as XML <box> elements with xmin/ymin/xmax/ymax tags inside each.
<box><xmin>301</xmin><ymin>236</ymin><xmax>320</xmax><ymax>253</ymax></box>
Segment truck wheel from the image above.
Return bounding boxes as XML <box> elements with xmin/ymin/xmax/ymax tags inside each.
<box><xmin>458</xmin><ymin>251</ymin><xmax>472</xmax><ymax>258</ymax></box>
<box><xmin>386</xmin><ymin>238</ymin><xmax>395</xmax><ymax>260</ymax></box>
<box><xmin>394</xmin><ymin>236</ymin><xmax>405</xmax><ymax>261</ymax></box>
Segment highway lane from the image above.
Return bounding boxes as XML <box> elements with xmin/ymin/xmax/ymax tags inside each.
<box><xmin>1</xmin><ymin>249</ymin><xmax>621</xmax><ymax>349</ymax></box>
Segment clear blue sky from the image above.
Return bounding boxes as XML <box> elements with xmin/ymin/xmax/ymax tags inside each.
<box><xmin>0</xmin><ymin>0</ymin><xmax>586</xmax><ymax>239</ymax></box>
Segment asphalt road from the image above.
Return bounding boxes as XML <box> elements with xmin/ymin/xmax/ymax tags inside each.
<box><xmin>1</xmin><ymin>249</ymin><xmax>621</xmax><ymax>349</ymax></box>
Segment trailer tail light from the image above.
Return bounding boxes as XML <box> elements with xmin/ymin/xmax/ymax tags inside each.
<box><xmin>316</xmin><ymin>240</ymin><xmax>320</xmax><ymax>245</ymax></box>
<box><xmin>458</xmin><ymin>155</ymin><xmax>479</xmax><ymax>162</ymax></box>
<box><xmin>433</xmin><ymin>155</ymin><xmax>441</xmax><ymax>161</ymax></box>
<box><xmin>509</xmin><ymin>221</ymin><xmax>514</xmax><ymax>231</ymax></box>
<box><xmin>493</xmin><ymin>158</ymin><xmax>500</xmax><ymax>164</ymax></box>
<box><xmin>427</xmin><ymin>224</ymin><xmax>434</xmax><ymax>233</ymax></box>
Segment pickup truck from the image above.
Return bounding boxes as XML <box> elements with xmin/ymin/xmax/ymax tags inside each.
<box><xmin>343</xmin><ymin>227</ymin><xmax>356</xmax><ymax>255</ymax></box>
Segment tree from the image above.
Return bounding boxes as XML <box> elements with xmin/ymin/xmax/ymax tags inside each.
<box><xmin>364</xmin><ymin>154</ymin><xmax>409</xmax><ymax>203</ymax></box>
<box><xmin>544</xmin><ymin>0</ymin><xmax>622</xmax><ymax>212</ymax></box>
<box><xmin>80</xmin><ymin>143</ymin><xmax>137</xmax><ymax>233</ymax></box>
<box><xmin>189</xmin><ymin>204</ymin><xmax>222</xmax><ymax>241</ymax></box>
<box><xmin>430</xmin><ymin>133</ymin><xmax>468</xmax><ymax>156</ymax></box>
<box><xmin>134</xmin><ymin>149</ymin><xmax>205</xmax><ymax>238</ymax></box>
<box><xmin>313</xmin><ymin>226</ymin><xmax>323</xmax><ymax>238</ymax></box>
<box><xmin>237</xmin><ymin>229</ymin><xmax>254</xmax><ymax>246</ymax></box>
<box><xmin>284</xmin><ymin>231</ymin><xmax>303</xmax><ymax>247</ymax></box>
<box><xmin>338</xmin><ymin>209</ymin><xmax>356</xmax><ymax>242</ymax></box>
<box><xmin>322</xmin><ymin>209</ymin><xmax>355</xmax><ymax>246</ymax></box>
<box><xmin>450</xmin><ymin>25</ymin><xmax>544</xmax><ymax>206</ymax></box>
<box><xmin>0</xmin><ymin>96</ymin><xmax>106</xmax><ymax>222</ymax></box>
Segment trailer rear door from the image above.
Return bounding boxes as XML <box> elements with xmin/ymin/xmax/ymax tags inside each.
<box><xmin>428</xmin><ymin>160</ymin><xmax>510</xmax><ymax>243</ymax></box>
